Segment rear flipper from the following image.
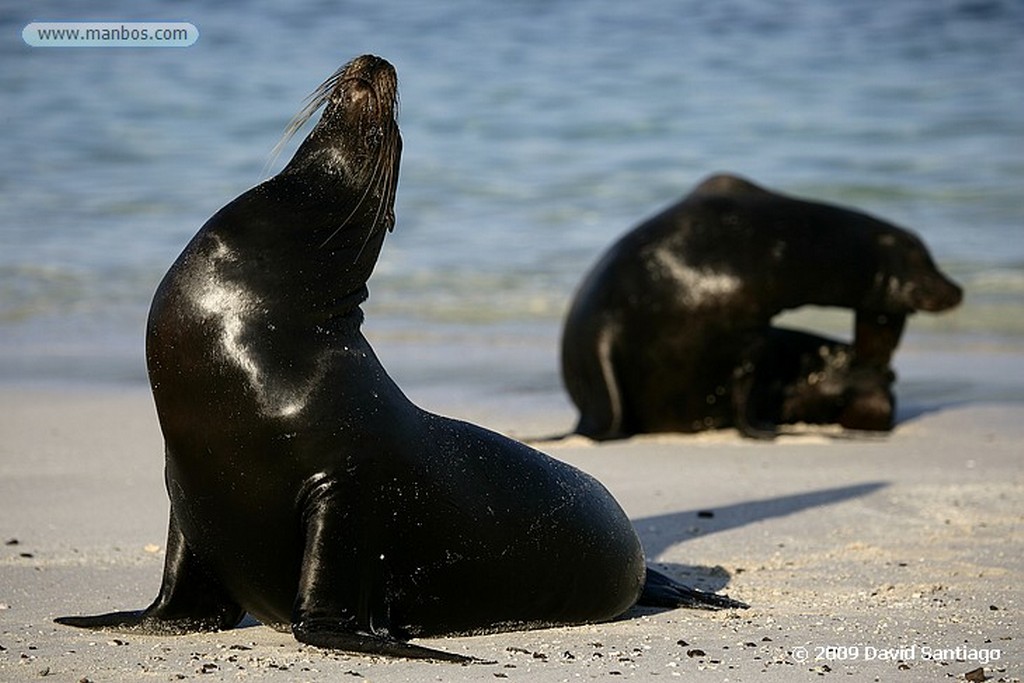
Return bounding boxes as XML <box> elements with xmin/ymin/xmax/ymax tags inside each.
<box><xmin>55</xmin><ymin>511</ymin><xmax>244</xmax><ymax>634</ymax></box>
<box><xmin>638</xmin><ymin>567</ymin><xmax>749</xmax><ymax>610</ymax></box>
<box><xmin>564</xmin><ymin>322</ymin><xmax>631</xmax><ymax>441</ymax></box>
<box><xmin>54</xmin><ymin>608</ymin><xmax>236</xmax><ymax>635</ymax></box>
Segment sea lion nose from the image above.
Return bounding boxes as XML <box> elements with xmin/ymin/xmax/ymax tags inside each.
<box><xmin>352</xmin><ymin>54</ymin><xmax>394</xmax><ymax>78</ymax></box>
<box><xmin>917</xmin><ymin>275</ymin><xmax>963</xmax><ymax>312</ymax></box>
<box><xmin>943</xmin><ymin>279</ymin><xmax>964</xmax><ymax>309</ymax></box>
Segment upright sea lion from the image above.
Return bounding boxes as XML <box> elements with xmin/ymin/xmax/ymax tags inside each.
<box><xmin>55</xmin><ymin>56</ymin><xmax>744</xmax><ymax>663</ymax></box>
<box><xmin>561</xmin><ymin>173</ymin><xmax>962</xmax><ymax>440</ymax></box>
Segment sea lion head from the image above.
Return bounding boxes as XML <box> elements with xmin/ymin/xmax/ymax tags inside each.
<box><xmin>280</xmin><ymin>55</ymin><xmax>402</xmax><ymax>248</ymax></box>
<box><xmin>871</xmin><ymin>228</ymin><xmax>963</xmax><ymax>314</ymax></box>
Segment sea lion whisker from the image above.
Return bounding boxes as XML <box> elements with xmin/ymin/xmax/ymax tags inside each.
<box><xmin>373</xmin><ymin>142</ymin><xmax>398</xmax><ymax>232</ymax></box>
<box><xmin>266</xmin><ymin>66</ymin><xmax>350</xmax><ymax>176</ymax></box>
<box><xmin>322</xmin><ymin>144</ymin><xmax>397</xmax><ymax>256</ymax></box>
<box><xmin>318</xmin><ymin>152</ymin><xmax>387</xmax><ymax>252</ymax></box>
<box><xmin>318</xmin><ymin>192</ymin><xmax>371</xmax><ymax>251</ymax></box>
<box><xmin>318</xmin><ymin>83</ymin><xmax>400</xmax><ymax>251</ymax></box>
<box><xmin>363</xmin><ymin>142</ymin><xmax>399</xmax><ymax>242</ymax></box>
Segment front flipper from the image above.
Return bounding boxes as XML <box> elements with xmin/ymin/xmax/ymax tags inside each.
<box><xmin>638</xmin><ymin>567</ymin><xmax>749</xmax><ymax>611</ymax></box>
<box><xmin>731</xmin><ymin>359</ymin><xmax>779</xmax><ymax>440</ymax></box>
<box><xmin>291</xmin><ymin>475</ymin><xmax>476</xmax><ymax>663</ymax></box>
<box><xmin>55</xmin><ymin>508</ymin><xmax>243</xmax><ymax>634</ymax></box>
<box><xmin>293</xmin><ymin>619</ymin><xmax>474</xmax><ymax>663</ymax></box>
<box><xmin>839</xmin><ymin>365</ymin><xmax>896</xmax><ymax>431</ymax></box>
<box><xmin>840</xmin><ymin>310</ymin><xmax>903</xmax><ymax>431</ymax></box>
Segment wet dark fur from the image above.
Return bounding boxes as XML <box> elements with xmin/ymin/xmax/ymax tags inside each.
<box><xmin>55</xmin><ymin>56</ymin><xmax>745</xmax><ymax>663</ymax></box>
<box><xmin>561</xmin><ymin>174</ymin><xmax>963</xmax><ymax>440</ymax></box>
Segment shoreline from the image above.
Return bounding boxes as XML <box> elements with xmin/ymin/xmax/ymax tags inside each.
<box><xmin>2</xmin><ymin>329</ymin><xmax>1023</xmax><ymax>435</ymax></box>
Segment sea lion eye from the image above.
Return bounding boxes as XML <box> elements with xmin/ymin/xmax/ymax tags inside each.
<box><xmin>342</xmin><ymin>81</ymin><xmax>375</xmax><ymax>110</ymax></box>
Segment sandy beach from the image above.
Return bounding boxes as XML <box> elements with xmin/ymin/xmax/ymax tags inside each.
<box><xmin>1</xmin><ymin>363</ymin><xmax>1020</xmax><ymax>682</ymax></box>
<box><xmin>5</xmin><ymin>1</ymin><xmax>1022</xmax><ymax>680</ymax></box>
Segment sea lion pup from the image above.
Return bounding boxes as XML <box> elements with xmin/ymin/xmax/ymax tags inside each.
<box><xmin>561</xmin><ymin>173</ymin><xmax>962</xmax><ymax>441</ymax></box>
<box><xmin>55</xmin><ymin>56</ymin><xmax>745</xmax><ymax>663</ymax></box>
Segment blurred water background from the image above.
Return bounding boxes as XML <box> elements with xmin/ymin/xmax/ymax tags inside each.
<box><xmin>2</xmin><ymin>0</ymin><xmax>1022</xmax><ymax>421</ymax></box>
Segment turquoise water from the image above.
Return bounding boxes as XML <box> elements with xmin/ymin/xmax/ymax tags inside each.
<box><xmin>2</xmin><ymin>0</ymin><xmax>1023</xmax><ymax>405</ymax></box>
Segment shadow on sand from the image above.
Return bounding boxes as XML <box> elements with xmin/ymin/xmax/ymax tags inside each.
<box><xmin>630</xmin><ymin>481</ymin><xmax>887</xmax><ymax>601</ymax></box>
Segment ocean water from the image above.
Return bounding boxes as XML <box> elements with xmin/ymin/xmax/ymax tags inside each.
<box><xmin>2</xmin><ymin>0</ymin><xmax>1023</xmax><ymax>413</ymax></box>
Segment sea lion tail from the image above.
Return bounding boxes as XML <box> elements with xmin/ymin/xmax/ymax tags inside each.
<box><xmin>638</xmin><ymin>567</ymin><xmax>749</xmax><ymax>611</ymax></box>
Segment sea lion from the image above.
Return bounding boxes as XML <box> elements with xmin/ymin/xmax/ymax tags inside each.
<box><xmin>55</xmin><ymin>56</ymin><xmax>745</xmax><ymax>663</ymax></box>
<box><xmin>561</xmin><ymin>173</ymin><xmax>962</xmax><ymax>440</ymax></box>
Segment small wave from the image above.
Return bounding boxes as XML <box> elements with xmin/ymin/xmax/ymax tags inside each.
<box><xmin>963</xmin><ymin>266</ymin><xmax>1024</xmax><ymax>293</ymax></box>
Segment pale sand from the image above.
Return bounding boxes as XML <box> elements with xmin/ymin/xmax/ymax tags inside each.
<box><xmin>0</xmin><ymin>385</ymin><xmax>1020</xmax><ymax>682</ymax></box>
